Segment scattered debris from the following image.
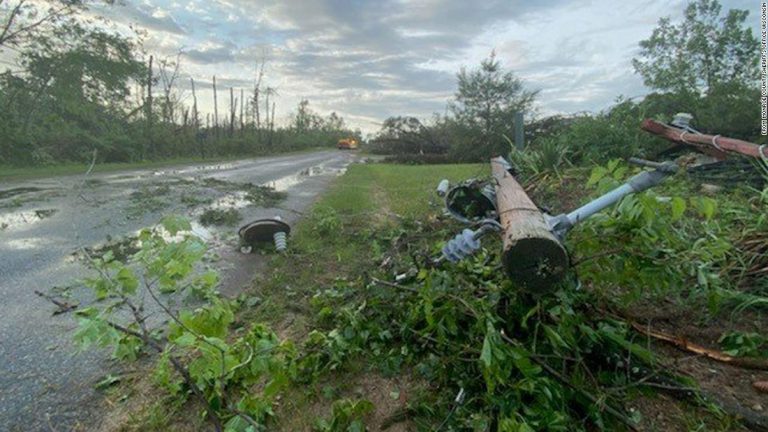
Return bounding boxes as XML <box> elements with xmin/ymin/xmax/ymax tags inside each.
<box><xmin>34</xmin><ymin>290</ymin><xmax>78</xmax><ymax>315</ymax></box>
<box><xmin>630</xmin><ymin>321</ymin><xmax>768</xmax><ymax>371</ymax></box>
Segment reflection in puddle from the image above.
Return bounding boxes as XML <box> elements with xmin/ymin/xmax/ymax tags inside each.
<box><xmin>265</xmin><ymin>165</ymin><xmax>347</xmax><ymax>192</ymax></box>
<box><xmin>0</xmin><ymin>209</ymin><xmax>58</xmax><ymax>231</ymax></box>
<box><xmin>4</xmin><ymin>237</ymin><xmax>47</xmax><ymax>250</ymax></box>
<box><xmin>0</xmin><ymin>187</ymin><xmax>44</xmax><ymax>200</ymax></box>
<box><xmin>151</xmin><ymin>163</ymin><xmax>237</xmax><ymax>177</ymax></box>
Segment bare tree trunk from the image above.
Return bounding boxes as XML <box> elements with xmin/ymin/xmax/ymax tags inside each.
<box><xmin>269</xmin><ymin>101</ymin><xmax>276</xmax><ymax>148</ymax></box>
<box><xmin>145</xmin><ymin>55</ymin><xmax>154</xmax><ymax>160</ymax></box>
<box><xmin>239</xmin><ymin>88</ymin><xmax>244</xmax><ymax>132</ymax></box>
<box><xmin>253</xmin><ymin>58</ymin><xmax>265</xmax><ymax>139</ymax></box>
<box><xmin>229</xmin><ymin>87</ymin><xmax>235</xmax><ymax>137</ymax></box>
<box><xmin>212</xmin><ymin>75</ymin><xmax>218</xmax><ymax>136</ymax></box>
<box><xmin>264</xmin><ymin>90</ymin><xmax>269</xmax><ymax>134</ymax></box>
<box><xmin>190</xmin><ymin>77</ymin><xmax>199</xmax><ymax>131</ymax></box>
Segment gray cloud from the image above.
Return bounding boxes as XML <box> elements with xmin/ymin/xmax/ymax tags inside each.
<box><xmin>102</xmin><ymin>0</ymin><xmax>759</xmax><ymax>132</ymax></box>
<box><xmin>184</xmin><ymin>44</ymin><xmax>236</xmax><ymax>64</ymax></box>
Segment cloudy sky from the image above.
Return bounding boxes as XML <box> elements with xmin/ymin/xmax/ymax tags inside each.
<box><xmin>93</xmin><ymin>0</ymin><xmax>759</xmax><ymax>133</ymax></box>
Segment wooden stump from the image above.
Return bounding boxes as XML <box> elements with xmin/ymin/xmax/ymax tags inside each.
<box><xmin>491</xmin><ymin>157</ymin><xmax>569</xmax><ymax>291</ymax></box>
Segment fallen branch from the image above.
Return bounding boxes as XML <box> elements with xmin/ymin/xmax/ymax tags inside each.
<box><xmin>630</xmin><ymin>322</ymin><xmax>768</xmax><ymax>371</ymax></box>
<box><xmin>34</xmin><ymin>290</ymin><xmax>77</xmax><ymax>315</ymax></box>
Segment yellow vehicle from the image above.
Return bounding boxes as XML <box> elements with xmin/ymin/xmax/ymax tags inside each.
<box><xmin>337</xmin><ymin>138</ymin><xmax>359</xmax><ymax>150</ymax></box>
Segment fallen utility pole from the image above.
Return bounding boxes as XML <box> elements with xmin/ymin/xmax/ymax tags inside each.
<box><xmin>439</xmin><ymin>157</ymin><xmax>678</xmax><ymax>292</ymax></box>
<box><xmin>490</xmin><ymin>157</ymin><xmax>569</xmax><ymax>290</ymax></box>
<box><xmin>642</xmin><ymin>118</ymin><xmax>767</xmax><ymax>161</ymax></box>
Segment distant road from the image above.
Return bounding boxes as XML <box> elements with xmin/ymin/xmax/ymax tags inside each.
<box><xmin>0</xmin><ymin>149</ymin><xmax>356</xmax><ymax>431</ymax></box>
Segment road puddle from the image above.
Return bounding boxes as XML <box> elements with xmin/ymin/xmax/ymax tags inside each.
<box><xmin>0</xmin><ymin>187</ymin><xmax>45</xmax><ymax>200</ymax></box>
<box><xmin>208</xmin><ymin>191</ymin><xmax>251</xmax><ymax>211</ymax></box>
<box><xmin>0</xmin><ymin>209</ymin><xmax>58</xmax><ymax>231</ymax></box>
<box><xmin>265</xmin><ymin>165</ymin><xmax>347</xmax><ymax>192</ymax></box>
<box><xmin>151</xmin><ymin>162</ymin><xmax>237</xmax><ymax>177</ymax></box>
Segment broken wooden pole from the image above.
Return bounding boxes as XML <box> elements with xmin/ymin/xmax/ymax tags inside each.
<box><xmin>490</xmin><ymin>157</ymin><xmax>569</xmax><ymax>291</ymax></box>
<box><xmin>642</xmin><ymin>119</ymin><xmax>767</xmax><ymax>161</ymax></box>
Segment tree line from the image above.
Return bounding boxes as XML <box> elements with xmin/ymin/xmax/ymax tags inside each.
<box><xmin>370</xmin><ymin>0</ymin><xmax>762</xmax><ymax>166</ymax></box>
<box><xmin>0</xmin><ymin>0</ymin><xmax>360</xmax><ymax>166</ymax></box>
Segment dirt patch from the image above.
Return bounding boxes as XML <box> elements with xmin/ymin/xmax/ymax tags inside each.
<box><xmin>275</xmin><ymin>371</ymin><xmax>418</xmax><ymax>431</ymax></box>
<box><xmin>620</xmin><ymin>297</ymin><xmax>768</xmax><ymax>428</ymax></box>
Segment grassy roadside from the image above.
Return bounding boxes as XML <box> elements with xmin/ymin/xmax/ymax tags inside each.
<box><xmin>0</xmin><ymin>147</ymin><xmax>331</xmax><ymax>182</ymax></box>
<box><xmin>101</xmin><ymin>161</ymin><xmax>765</xmax><ymax>431</ymax></box>
<box><xmin>247</xmin><ymin>163</ymin><xmax>486</xmax><ymax>344</ymax></box>
<box><xmin>247</xmin><ymin>163</ymin><xmax>486</xmax><ymax>431</ymax></box>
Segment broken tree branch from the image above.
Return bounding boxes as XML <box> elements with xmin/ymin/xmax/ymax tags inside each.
<box><xmin>630</xmin><ymin>321</ymin><xmax>768</xmax><ymax>371</ymax></box>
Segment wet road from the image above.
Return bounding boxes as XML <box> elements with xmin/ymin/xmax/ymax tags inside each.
<box><xmin>0</xmin><ymin>150</ymin><xmax>355</xmax><ymax>431</ymax></box>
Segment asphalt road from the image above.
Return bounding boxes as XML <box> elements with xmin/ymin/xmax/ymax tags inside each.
<box><xmin>0</xmin><ymin>150</ymin><xmax>355</xmax><ymax>431</ymax></box>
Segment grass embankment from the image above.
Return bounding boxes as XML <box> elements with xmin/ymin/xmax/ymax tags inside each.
<box><xmin>246</xmin><ymin>163</ymin><xmax>485</xmax><ymax>430</ymax></box>
<box><xmin>249</xmin><ymin>162</ymin><xmax>485</xmax><ymax>338</ymax></box>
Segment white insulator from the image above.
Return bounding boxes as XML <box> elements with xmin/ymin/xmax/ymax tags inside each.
<box><xmin>442</xmin><ymin>229</ymin><xmax>481</xmax><ymax>263</ymax></box>
<box><xmin>436</xmin><ymin>179</ymin><xmax>450</xmax><ymax>197</ymax></box>
<box><xmin>273</xmin><ymin>231</ymin><xmax>288</xmax><ymax>252</ymax></box>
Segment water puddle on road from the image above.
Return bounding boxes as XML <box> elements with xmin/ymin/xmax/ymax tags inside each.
<box><xmin>151</xmin><ymin>162</ymin><xmax>237</xmax><ymax>177</ymax></box>
<box><xmin>0</xmin><ymin>187</ymin><xmax>45</xmax><ymax>200</ymax></box>
<box><xmin>264</xmin><ymin>165</ymin><xmax>347</xmax><ymax>192</ymax></box>
<box><xmin>0</xmin><ymin>209</ymin><xmax>58</xmax><ymax>231</ymax></box>
<box><xmin>208</xmin><ymin>191</ymin><xmax>252</xmax><ymax>211</ymax></box>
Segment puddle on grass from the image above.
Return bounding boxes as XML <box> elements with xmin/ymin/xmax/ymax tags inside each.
<box><xmin>264</xmin><ymin>165</ymin><xmax>347</xmax><ymax>192</ymax></box>
<box><xmin>0</xmin><ymin>208</ymin><xmax>59</xmax><ymax>231</ymax></box>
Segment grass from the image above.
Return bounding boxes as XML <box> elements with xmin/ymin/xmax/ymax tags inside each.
<box><xmin>251</xmin><ymin>163</ymin><xmax>485</xmax><ymax>321</ymax></box>
<box><xmin>0</xmin><ymin>147</ymin><xmax>332</xmax><ymax>181</ymax></box>
<box><xmin>237</xmin><ymin>163</ymin><xmax>484</xmax><ymax>430</ymax></box>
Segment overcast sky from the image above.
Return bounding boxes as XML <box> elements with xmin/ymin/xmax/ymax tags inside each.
<box><xmin>93</xmin><ymin>0</ymin><xmax>759</xmax><ymax>133</ymax></box>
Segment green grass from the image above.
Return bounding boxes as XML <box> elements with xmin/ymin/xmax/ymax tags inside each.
<box><xmin>246</xmin><ymin>162</ymin><xmax>484</xmax><ymax>327</ymax></box>
<box><xmin>0</xmin><ymin>147</ymin><xmax>332</xmax><ymax>181</ymax></box>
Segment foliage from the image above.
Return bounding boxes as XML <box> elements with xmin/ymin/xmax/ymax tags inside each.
<box><xmin>313</xmin><ymin>399</ymin><xmax>374</xmax><ymax>432</ymax></box>
<box><xmin>718</xmin><ymin>331</ymin><xmax>767</xmax><ymax>358</ymax></box>
<box><xmin>0</xmin><ymin>7</ymin><xmax>361</xmax><ymax>166</ymax></box>
<box><xmin>71</xmin><ymin>216</ymin><xmax>295</xmax><ymax>430</ymax></box>
<box><xmin>630</xmin><ymin>0</ymin><xmax>762</xmax><ymax>143</ymax></box>
<box><xmin>632</xmin><ymin>0</ymin><xmax>758</xmax><ymax>95</ymax></box>
<box><xmin>442</xmin><ymin>53</ymin><xmax>537</xmax><ymax>161</ymax></box>
<box><xmin>368</xmin><ymin>116</ymin><xmax>448</xmax><ymax>156</ymax></box>
<box><xmin>507</xmin><ymin>135</ymin><xmax>572</xmax><ymax>177</ymax></box>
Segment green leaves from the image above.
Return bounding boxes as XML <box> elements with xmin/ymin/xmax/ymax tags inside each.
<box><xmin>314</xmin><ymin>399</ymin><xmax>374</xmax><ymax>432</ymax></box>
<box><xmin>718</xmin><ymin>331</ymin><xmax>768</xmax><ymax>357</ymax></box>
<box><xmin>670</xmin><ymin>196</ymin><xmax>687</xmax><ymax>221</ymax></box>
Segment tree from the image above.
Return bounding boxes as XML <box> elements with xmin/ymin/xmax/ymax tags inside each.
<box><xmin>632</xmin><ymin>0</ymin><xmax>761</xmax><ymax>140</ymax></box>
<box><xmin>449</xmin><ymin>52</ymin><xmax>537</xmax><ymax>159</ymax></box>
<box><xmin>632</xmin><ymin>0</ymin><xmax>758</xmax><ymax>95</ymax></box>
<box><xmin>0</xmin><ymin>23</ymin><xmax>144</xmax><ymax>162</ymax></box>
<box><xmin>0</xmin><ymin>0</ymin><xmax>114</xmax><ymax>51</ymax></box>
<box><xmin>371</xmin><ymin>116</ymin><xmax>447</xmax><ymax>155</ymax></box>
